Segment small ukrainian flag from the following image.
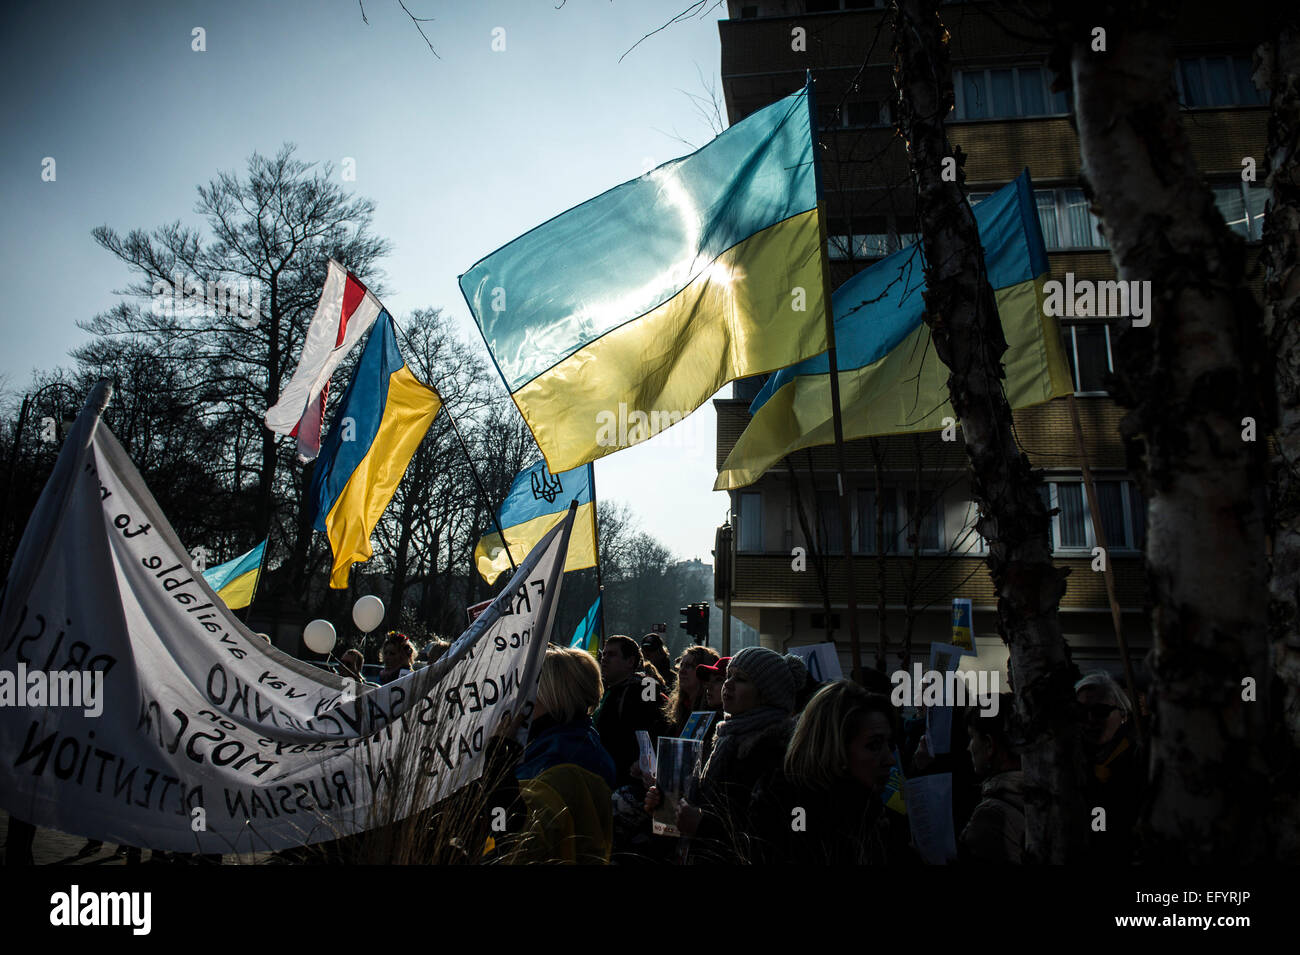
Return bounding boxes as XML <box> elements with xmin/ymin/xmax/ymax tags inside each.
<box><xmin>201</xmin><ymin>540</ymin><xmax>266</xmax><ymax>610</ymax></box>
<box><xmin>474</xmin><ymin>461</ymin><xmax>597</xmax><ymax>586</ymax></box>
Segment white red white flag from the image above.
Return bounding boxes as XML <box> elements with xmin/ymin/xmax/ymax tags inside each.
<box><xmin>264</xmin><ymin>260</ymin><xmax>382</xmax><ymax>459</ymax></box>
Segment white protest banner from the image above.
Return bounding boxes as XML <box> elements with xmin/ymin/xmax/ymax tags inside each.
<box><xmin>0</xmin><ymin>383</ymin><xmax>574</xmax><ymax>854</ymax></box>
<box><xmin>789</xmin><ymin>642</ymin><xmax>843</xmax><ymax>683</ymax></box>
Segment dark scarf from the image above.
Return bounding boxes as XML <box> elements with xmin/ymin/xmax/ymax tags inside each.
<box><xmin>702</xmin><ymin>705</ymin><xmax>790</xmax><ymax>790</ymax></box>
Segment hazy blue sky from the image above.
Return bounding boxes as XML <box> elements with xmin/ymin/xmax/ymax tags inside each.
<box><xmin>2</xmin><ymin>0</ymin><xmax>732</xmax><ymax>562</ymax></box>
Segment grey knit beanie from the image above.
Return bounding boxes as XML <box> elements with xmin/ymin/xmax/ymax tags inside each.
<box><xmin>730</xmin><ymin>647</ymin><xmax>807</xmax><ymax>713</ymax></box>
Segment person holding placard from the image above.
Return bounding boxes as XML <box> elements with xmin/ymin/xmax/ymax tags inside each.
<box><xmin>647</xmin><ymin>647</ymin><xmax>806</xmax><ymax>863</ymax></box>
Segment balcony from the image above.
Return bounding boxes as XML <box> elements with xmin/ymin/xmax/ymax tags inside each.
<box><xmin>732</xmin><ymin>552</ymin><xmax>1147</xmax><ymax>612</ymax></box>
<box><xmin>715</xmin><ymin>396</ymin><xmax>1130</xmax><ymax>472</ymax></box>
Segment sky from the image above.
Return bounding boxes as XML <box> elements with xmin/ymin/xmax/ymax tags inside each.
<box><xmin>1</xmin><ymin>0</ymin><xmax>733</xmax><ymax>563</ymax></box>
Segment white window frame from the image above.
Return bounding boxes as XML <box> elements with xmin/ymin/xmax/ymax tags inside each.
<box><xmin>1212</xmin><ymin>181</ymin><xmax>1267</xmax><ymax>241</ymax></box>
<box><xmin>820</xmin><ymin>99</ymin><xmax>893</xmax><ymax>131</ymax></box>
<box><xmin>736</xmin><ymin>492</ymin><xmax>763</xmax><ymax>553</ymax></box>
<box><xmin>1036</xmin><ymin>188</ymin><xmax>1107</xmax><ymax>250</ymax></box>
<box><xmin>969</xmin><ymin>188</ymin><xmax>1107</xmax><ymax>250</ymax></box>
<box><xmin>1043</xmin><ymin>479</ymin><xmax>1143</xmax><ymax>554</ymax></box>
<box><xmin>852</xmin><ymin>486</ymin><xmax>945</xmax><ymax>554</ymax></box>
<box><xmin>1062</xmin><ymin>321</ymin><xmax>1114</xmax><ymax>396</ymax></box>
<box><xmin>952</xmin><ymin>65</ymin><xmax>1069</xmax><ymax>120</ymax></box>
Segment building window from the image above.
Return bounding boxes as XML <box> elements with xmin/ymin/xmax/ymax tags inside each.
<box><xmin>969</xmin><ymin>188</ymin><xmax>1106</xmax><ymax>249</ymax></box>
<box><xmin>853</xmin><ymin>486</ymin><xmax>943</xmax><ymax>552</ymax></box>
<box><xmin>1063</xmin><ymin>322</ymin><xmax>1113</xmax><ymax>395</ymax></box>
<box><xmin>1212</xmin><ymin>182</ymin><xmax>1267</xmax><ymax>241</ymax></box>
<box><xmin>806</xmin><ymin>0</ymin><xmax>884</xmax><ymax>11</ymax></box>
<box><xmin>904</xmin><ymin>489</ymin><xmax>944</xmax><ymax>552</ymax></box>
<box><xmin>1175</xmin><ymin>55</ymin><xmax>1267</xmax><ymax>108</ymax></box>
<box><xmin>953</xmin><ymin>66</ymin><xmax>1069</xmax><ymax>120</ymax></box>
<box><xmin>816</xmin><ymin>489</ymin><xmax>844</xmax><ymax>554</ymax></box>
<box><xmin>819</xmin><ymin>98</ymin><xmax>894</xmax><ymax>131</ymax></box>
<box><xmin>737</xmin><ymin>492</ymin><xmax>763</xmax><ymax>553</ymax></box>
<box><xmin>828</xmin><ymin>232</ymin><xmax>894</xmax><ymax>260</ymax></box>
<box><xmin>855</xmin><ymin>487</ymin><xmax>899</xmax><ymax>553</ymax></box>
<box><xmin>1041</xmin><ymin>479</ymin><xmax>1146</xmax><ymax>552</ymax></box>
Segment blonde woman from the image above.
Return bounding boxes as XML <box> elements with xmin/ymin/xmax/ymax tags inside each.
<box><xmin>494</xmin><ymin>646</ymin><xmax>618</xmax><ymax>864</ymax></box>
<box><xmin>752</xmin><ymin>681</ymin><xmax>899</xmax><ymax>864</ymax></box>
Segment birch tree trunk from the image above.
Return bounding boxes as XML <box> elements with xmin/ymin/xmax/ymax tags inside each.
<box><xmin>1257</xmin><ymin>18</ymin><xmax>1300</xmax><ymax>858</ymax></box>
<box><xmin>1261</xmin><ymin>20</ymin><xmax>1300</xmax><ymax>751</ymax></box>
<box><xmin>1052</xmin><ymin>0</ymin><xmax>1274</xmax><ymax>862</ymax></box>
<box><xmin>892</xmin><ymin>0</ymin><xmax>1086</xmax><ymax>863</ymax></box>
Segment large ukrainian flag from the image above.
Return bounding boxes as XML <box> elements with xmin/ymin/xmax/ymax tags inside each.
<box><xmin>310</xmin><ymin>315</ymin><xmax>442</xmax><ymax>588</ymax></box>
<box><xmin>459</xmin><ymin>80</ymin><xmax>827</xmax><ymax>474</ymax></box>
<box><xmin>715</xmin><ymin>170</ymin><xmax>1074</xmax><ymax>490</ymax></box>
<box><xmin>474</xmin><ymin>460</ymin><xmax>597</xmax><ymax>586</ymax></box>
<box><xmin>200</xmin><ymin>539</ymin><xmax>266</xmax><ymax>610</ymax></box>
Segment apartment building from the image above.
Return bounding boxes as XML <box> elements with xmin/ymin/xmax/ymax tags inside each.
<box><xmin>713</xmin><ymin>0</ymin><xmax>1269</xmax><ymax>679</ymax></box>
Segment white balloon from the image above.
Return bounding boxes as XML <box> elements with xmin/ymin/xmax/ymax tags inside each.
<box><xmin>352</xmin><ymin>594</ymin><xmax>385</xmax><ymax>633</ymax></box>
<box><xmin>303</xmin><ymin>619</ymin><xmax>337</xmax><ymax>655</ymax></box>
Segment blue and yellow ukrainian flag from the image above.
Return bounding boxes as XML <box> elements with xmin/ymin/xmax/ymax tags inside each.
<box><xmin>568</xmin><ymin>595</ymin><xmax>602</xmax><ymax>657</ymax></box>
<box><xmin>200</xmin><ymin>539</ymin><xmax>266</xmax><ymax>610</ymax></box>
<box><xmin>310</xmin><ymin>315</ymin><xmax>442</xmax><ymax>588</ymax></box>
<box><xmin>475</xmin><ymin>460</ymin><xmax>597</xmax><ymax>586</ymax></box>
<box><xmin>459</xmin><ymin>79</ymin><xmax>827</xmax><ymax>474</ymax></box>
<box><xmin>715</xmin><ymin>170</ymin><xmax>1074</xmax><ymax>490</ymax></box>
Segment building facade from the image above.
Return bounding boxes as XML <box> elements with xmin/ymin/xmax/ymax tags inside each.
<box><xmin>713</xmin><ymin>0</ymin><xmax>1269</xmax><ymax>681</ymax></box>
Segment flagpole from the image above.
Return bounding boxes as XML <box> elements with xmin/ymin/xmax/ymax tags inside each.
<box><xmin>1067</xmin><ymin>394</ymin><xmax>1144</xmax><ymax>742</ymax></box>
<box><xmin>587</xmin><ymin>462</ymin><xmax>606</xmax><ymax>646</ymax></box>
<box><xmin>806</xmin><ymin>72</ymin><xmax>865</xmax><ymax>679</ymax></box>
<box><xmin>241</xmin><ymin>538</ymin><xmax>270</xmax><ymax>626</ymax></box>
<box><xmin>442</xmin><ymin>399</ymin><xmax>517</xmax><ymax>576</ymax></box>
<box><xmin>390</xmin><ymin>321</ymin><xmax>517</xmax><ymax>576</ymax></box>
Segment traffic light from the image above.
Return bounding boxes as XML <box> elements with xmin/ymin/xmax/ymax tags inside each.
<box><xmin>679</xmin><ymin>603</ymin><xmax>710</xmax><ymax>644</ymax></box>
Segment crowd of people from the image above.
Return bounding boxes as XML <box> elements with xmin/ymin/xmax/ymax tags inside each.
<box><xmin>468</xmin><ymin>634</ymin><xmax>1148</xmax><ymax>866</ymax></box>
<box><xmin>3</xmin><ymin>627</ymin><xmax>1146</xmax><ymax>866</ymax></box>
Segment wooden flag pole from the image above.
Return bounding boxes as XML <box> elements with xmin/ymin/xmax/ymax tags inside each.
<box><xmin>391</xmin><ymin>320</ymin><xmax>517</xmax><ymax>576</ymax></box>
<box><xmin>442</xmin><ymin>402</ymin><xmax>517</xmax><ymax>576</ymax></box>
<box><xmin>807</xmin><ymin>73</ymin><xmax>863</xmax><ymax>679</ymax></box>
<box><xmin>1066</xmin><ymin>393</ymin><xmax>1144</xmax><ymax>742</ymax></box>
<box><xmin>241</xmin><ymin>538</ymin><xmax>270</xmax><ymax>626</ymax></box>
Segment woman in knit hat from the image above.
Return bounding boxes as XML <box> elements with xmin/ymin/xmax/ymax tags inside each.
<box><xmin>647</xmin><ymin>646</ymin><xmax>807</xmax><ymax>862</ymax></box>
